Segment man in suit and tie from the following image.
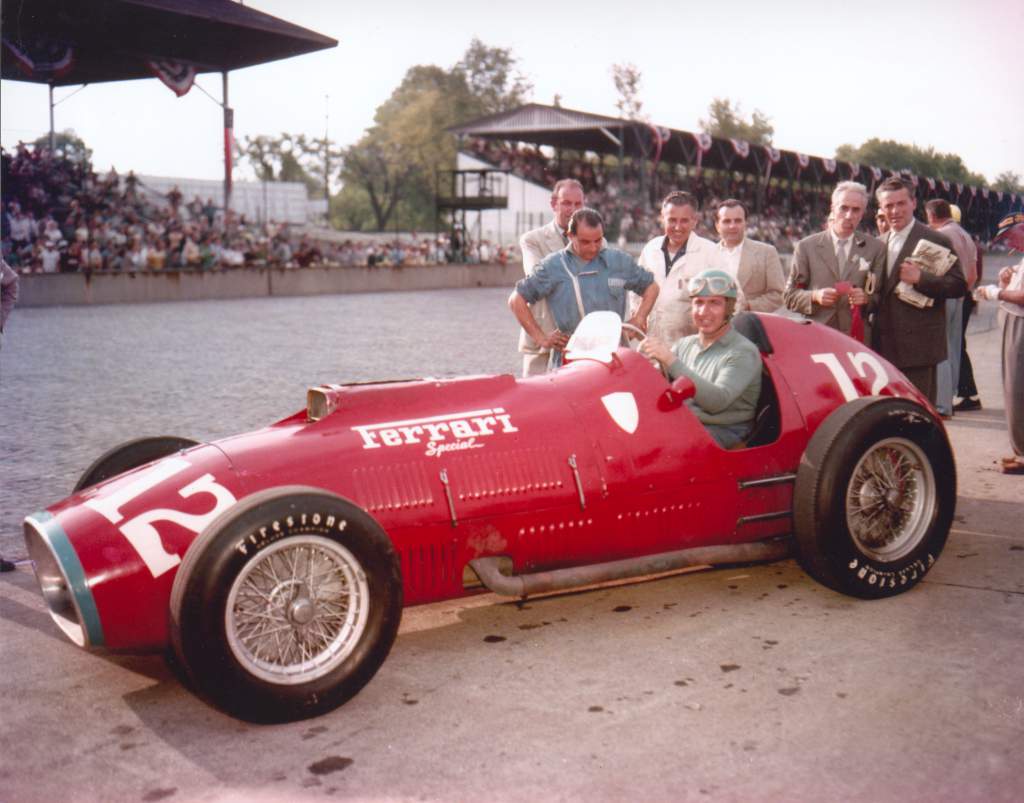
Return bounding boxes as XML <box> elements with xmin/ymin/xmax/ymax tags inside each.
<box><xmin>784</xmin><ymin>181</ymin><xmax>885</xmax><ymax>337</ymax></box>
<box><xmin>872</xmin><ymin>177</ymin><xmax>967</xmax><ymax>405</ymax></box>
<box><xmin>517</xmin><ymin>179</ymin><xmax>585</xmax><ymax>376</ymax></box>
<box><xmin>713</xmin><ymin>199</ymin><xmax>786</xmax><ymax>314</ymax></box>
<box><xmin>634</xmin><ymin>190</ymin><xmax>721</xmax><ymax>344</ymax></box>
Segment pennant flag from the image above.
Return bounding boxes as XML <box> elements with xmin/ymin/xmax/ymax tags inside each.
<box><xmin>926</xmin><ymin>177</ymin><xmax>936</xmax><ymax>190</ymax></box>
<box><xmin>730</xmin><ymin>138</ymin><xmax>750</xmax><ymax>158</ymax></box>
<box><xmin>871</xmin><ymin>166</ymin><xmax>882</xmax><ymax>181</ymax></box>
<box><xmin>3</xmin><ymin>36</ymin><xmax>73</xmax><ymax>80</ymax></box>
<box><xmin>940</xmin><ymin>179</ymin><xmax>950</xmax><ymax>192</ymax></box>
<box><xmin>796</xmin><ymin>153</ymin><xmax>810</xmax><ymax>169</ymax></box>
<box><xmin>147</xmin><ymin>60</ymin><xmax>197</xmax><ymax>97</ymax></box>
<box><xmin>956</xmin><ymin>182</ymin><xmax>963</xmax><ymax>195</ymax></box>
<box><xmin>649</xmin><ymin>124</ymin><xmax>671</xmax><ymax>165</ymax></box>
<box><xmin>823</xmin><ymin>158</ymin><xmax>837</xmax><ymax>174</ymax></box>
<box><xmin>849</xmin><ymin>162</ymin><xmax>860</xmax><ymax>178</ymax></box>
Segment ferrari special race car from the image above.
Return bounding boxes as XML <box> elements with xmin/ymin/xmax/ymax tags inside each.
<box><xmin>23</xmin><ymin>311</ymin><xmax>955</xmax><ymax>722</ymax></box>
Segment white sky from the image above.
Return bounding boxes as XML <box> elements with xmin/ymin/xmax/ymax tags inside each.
<box><xmin>2</xmin><ymin>0</ymin><xmax>1021</xmax><ymax>186</ymax></box>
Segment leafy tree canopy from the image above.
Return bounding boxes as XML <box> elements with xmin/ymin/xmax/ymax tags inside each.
<box><xmin>992</xmin><ymin>170</ymin><xmax>1023</xmax><ymax>194</ymax></box>
<box><xmin>32</xmin><ymin>129</ymin><xmax>92</xmax><ymax>166</ymax></box>
<box><xmin>699</xmin><ymin>98</ymin><xmax>774</xmax><ymax>146</ymax></box>
<box><xmin>835</xmin><ymin>138</ymin><xmax>986</xmax><ymax>186</ymax></box>
<box><xmin>611</xmin><ymin>63</ymin><xmax>646</xmax><ymax>121</ymax></box>
<box><xmin>338</xmin><ymin>39</ymin><xmax>532</xmax><ymax>231</ymax></box>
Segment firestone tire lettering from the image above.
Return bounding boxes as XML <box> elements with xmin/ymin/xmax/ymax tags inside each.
<box><xmin>793</xmin><ymin>397</ymin><xmax>955</xmax><ymax>600</ymax></box>
<box><xmin>168</xmin><ymin>486</ymin><xmax>403</xmax><ymax>723</ymax></box>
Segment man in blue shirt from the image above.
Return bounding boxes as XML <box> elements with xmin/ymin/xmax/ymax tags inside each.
<box><xmin>509</xmin><ymin>208</ymin><xmax>658</xmax><ymax>369</ymax></box>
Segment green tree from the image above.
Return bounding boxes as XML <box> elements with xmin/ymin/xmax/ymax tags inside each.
<box><xmin>699</xmin><ymin>98</ymin><xmax>773</xmax><ymax>145</ymax></box>
<box><xmin>611</xmin><ymin>63</ymin><xmax>646</xmax><ymax>121</ymax></box>
<box><xmin>454</xmin><ymin>38</ymin><xmax>532</xmax><ymax>116</ymax></box>
<box><xmin>33</xmin><ymin>129</ymin><xmax>91</xmax><ymax>165</ymax></box>
<box><xmin>240</xmin><ymin>133</ymin><xmax>339</xmax><ymax>197</ymax></box>
<box><xmin>339</xmin><ymin>41</ymin><xmax>532</xmax><ymax>231</ymax></box>
<box><xmin>835</xmin><ymin>138</ymin><xmax>986</xmax><ymax>185</ymax></box>
<box><xmin>992</xmin><ymin>170</ymin><xmax>1023</xmax><ymax>193</ymax></box>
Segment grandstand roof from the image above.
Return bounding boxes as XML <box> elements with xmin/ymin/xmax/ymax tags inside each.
<box><xmin>451</xmin><ymin>103</ymin><xmax>1023</xmax><ymax>210</ymax></box>
<box><xmin>1</xmin><ymin>0</ymin><xmax>337</xmax><ymax>86</ymax></box>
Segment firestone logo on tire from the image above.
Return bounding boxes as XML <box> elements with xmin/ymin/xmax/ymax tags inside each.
<box><xmin>351</xmin><ymin>408</ymin><xmax>519</xmax><ymax>458</ymax></box>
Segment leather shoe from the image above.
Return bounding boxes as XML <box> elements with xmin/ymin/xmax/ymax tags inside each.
<box><xmin>954</xmin><ymin>397</ymin><xmax>982</xmax><ymax>411</ymax></box>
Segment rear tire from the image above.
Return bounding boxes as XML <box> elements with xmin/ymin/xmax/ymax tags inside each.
<box><xmin>73</xmin><ymin>436</ymin><xmax>199</xmax><ymax>492</ymax></box>
<box><xmin>169</xmin><ymin>486</ymin><xmax>402</xmax><ymax>723</ymax></box>
<box><xmin>793</xmin><ymin>398</ymin><xmax>955</xmax><ymax>598</ymax></box>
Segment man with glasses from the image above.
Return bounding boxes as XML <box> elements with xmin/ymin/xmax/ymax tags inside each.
<box><xmin>640</xmin><ymin>269</ymin><xmax>761</xmax><ymax>448</ymax></box>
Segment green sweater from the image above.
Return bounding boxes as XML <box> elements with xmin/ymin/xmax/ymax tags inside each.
<box><xmin>666</xmin><ymin>327</ymin><xmax>761</xmax><ymax>427</ymax></box>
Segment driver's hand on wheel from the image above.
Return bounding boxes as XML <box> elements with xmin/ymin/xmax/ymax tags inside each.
<box><xmin>624</xmin><ymin>315</ymin><xmax>648</xmax><ymax>340</ymax></box>
<box><xmin>639</xmin><ymin>336</ymin><xmax>674</xmax><ymax>369</ymax></box>
<box><xmin>541</xmin><ymin>330</ymin><xmax>569</xmax><ymax>350</ymax></box>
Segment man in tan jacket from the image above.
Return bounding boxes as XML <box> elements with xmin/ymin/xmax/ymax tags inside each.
<box><xmin>784</xmin><ymin>181</ymin><xmax>885</xmax><ymax>337</ymax></box>
<box><xmin>714</xmin><ymin>199</ymin><xmax>786</xmax><ymax>314</ymax></box>
<box><xmin>517</xmin><ymin>179</ymin><xmax>585</xmax><ymax>376</ymax></box>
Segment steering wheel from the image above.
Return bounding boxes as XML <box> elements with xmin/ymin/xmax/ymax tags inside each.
<box><xmin>621</xmin><ymin>322</ymin><xmax>647</xmax><ymax>341</ymax></box>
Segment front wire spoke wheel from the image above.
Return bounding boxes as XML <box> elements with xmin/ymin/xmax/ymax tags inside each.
<box><xmin>226</xmin><ymin>535</ymin><xmax>369</xmax><ymax>686</ymax></box>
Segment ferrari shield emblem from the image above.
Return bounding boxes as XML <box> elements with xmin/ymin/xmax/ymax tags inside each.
<box><xmin>600</xmin><ymin>392</ymin><xmax>639</xmax><ymax>434</ymax></box>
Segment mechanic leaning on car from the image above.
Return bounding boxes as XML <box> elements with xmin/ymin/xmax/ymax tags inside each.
<box><xmin>640</xmin><ymin>269</ymin><xmax>761</xmax><ymax>449</ymax></box>
<box><xmin>508</xmin><ymin>207</ymin><xmax>659</xmax><ymax>370</ymax></box>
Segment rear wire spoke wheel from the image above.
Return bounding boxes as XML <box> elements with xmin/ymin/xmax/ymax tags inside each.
<box><xmin>794</xmin><ymin>398</ymin><xmax>954</xmax><ymax>599</ymax></box>
<box><xmin>169</xmin><ymin>487</ymin><xmax>402</xmax><ymax>722</ymax></box>
<box><xmin>845</xmin><ymin>437</ymin><xmax>935</xmax><ymax>563</ymax></box>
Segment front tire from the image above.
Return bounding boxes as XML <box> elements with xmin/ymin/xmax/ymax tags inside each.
<box><xmin>169</xmin><ymin>486</ymin><xmax>402</xmax><ymax>722</ymax></box>
<box><xmin>793</xmin><ymin>398</ymin><xmax>955</xmax><ymax>599</ymax></box>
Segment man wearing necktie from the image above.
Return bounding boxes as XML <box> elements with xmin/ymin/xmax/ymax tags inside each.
<box><xmin>871</xmin><ymin>177</ymin><xmax>967</xmax><ymax>405</ymax></box>
<box><xmin>784</xmin><ymin>181</ymin><xmax>885</xmax><ymax>338</ymax></box>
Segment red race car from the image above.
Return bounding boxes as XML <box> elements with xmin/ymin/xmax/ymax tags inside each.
<box><xmin>23</xmin><ymin>312</ymin><xmax>955</xmax><ymax>722</ymax></box>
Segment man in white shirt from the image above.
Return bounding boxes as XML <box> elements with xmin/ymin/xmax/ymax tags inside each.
<box><xmin>634</xmin><ymin>191</ymin><xmax>720</xmax><ymax>344</ymax></box>
<box><xmin>713</xmin><ymin>200</ymin><xmax>785</xmax><ymax>314</ymax></box>
<box><xmin>517</xmin><ymin>179</ymin><xmax>586</xmax><ymax>376</ymax></box>
<box><xmin>872</xmin><ymin>177</ymin><xmax>966</xmax><ymax>404</ymax></box>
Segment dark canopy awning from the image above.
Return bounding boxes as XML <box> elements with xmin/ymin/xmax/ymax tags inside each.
<box><xmin>450</xmin><ymin>103</ymin><xmax>1023</xmax><ymax>216</ymax></box>
<box><xmin>1</xmin><ymin>0</ymin><xmax>337</xmax><ymax>85</ymax></box>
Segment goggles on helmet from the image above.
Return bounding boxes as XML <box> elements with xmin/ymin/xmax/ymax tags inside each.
<box><xmin>687</xmin><ymin>273</ymin><xmax>737</xmax><ymax>298</ymax></box>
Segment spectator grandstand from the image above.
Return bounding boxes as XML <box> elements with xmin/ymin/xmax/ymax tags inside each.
<box><xmin>1</xmin><ymin>141</ymin><xmax>485</xmax><ymax>273</ymax></box>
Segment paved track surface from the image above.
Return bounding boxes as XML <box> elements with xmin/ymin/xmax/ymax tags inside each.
<box><xmin>2</xmin><ymin>287</ymin><xmax>1021</xmax><ymax>803</ymax></box>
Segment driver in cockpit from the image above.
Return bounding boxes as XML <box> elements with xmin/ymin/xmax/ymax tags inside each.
<box><xmin>640</xmin><ymin>269</ymin><xmax>761</xmax><ymax>448</ymax></box>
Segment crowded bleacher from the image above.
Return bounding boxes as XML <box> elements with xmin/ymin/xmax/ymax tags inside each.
<box><xmin>1</xmin><ymin>141</ymin><xmax>492</xmax><ymax>272</ymax></box>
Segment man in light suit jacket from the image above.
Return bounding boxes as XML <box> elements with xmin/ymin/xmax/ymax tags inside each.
<box><xmin>872</xmin><ymin>177</ymin><xmax>967</xmax><ymax>404</ymax></box>
<box><xmin>784</xmin><ymin>181</ymin><xmax>885</xmax><ymax>337</ymax></box>
<box><xmin>517</xmin><ymin>179</ymin><xmax>585</xmax><ymax>376</ymax></box>
<box><xmin>713</xmin><ymin>199</ymin><xmax>786</xmax><ymax>314</ymax></box>
<box><xmin>633</xmin><ymin>190</ymin><xmax>720</xmax><ymax>344</ymax></box>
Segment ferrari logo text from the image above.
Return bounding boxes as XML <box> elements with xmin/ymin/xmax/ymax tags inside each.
<box><xmin>352</xmin><ymin>407</ymin><xmax>519</xmax><ymax>457</ymax></box>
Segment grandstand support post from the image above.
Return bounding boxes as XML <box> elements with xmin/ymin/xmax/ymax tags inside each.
<box><xmin>48</xmin><ymin>84</ymin><xmax>55</xmax><ymax>152</ymax></box>
<box><xmin>222</xmin><ymin>71</ymin><xmax>233</xmax><ymax>215</ymax></box>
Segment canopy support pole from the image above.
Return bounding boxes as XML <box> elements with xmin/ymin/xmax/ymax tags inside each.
<box><xmin>222</xmin><ymin>71</ymin><xmax>233</xmax><ymax>215</ymax></box>
<box><xmin>48</xmin><ymin>84</ymin><xmax>55</xmax><ymax>152</ymax></box>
